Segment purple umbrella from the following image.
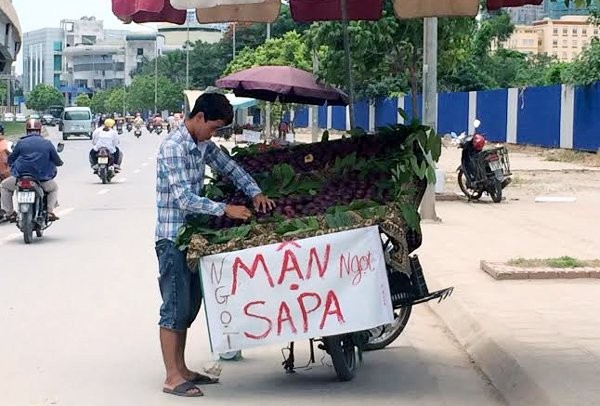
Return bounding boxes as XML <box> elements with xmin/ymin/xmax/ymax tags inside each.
<box><xmin>215</xmin><ymin>66</ymin><xmax>350</xmax><ymax>106</ymax></box>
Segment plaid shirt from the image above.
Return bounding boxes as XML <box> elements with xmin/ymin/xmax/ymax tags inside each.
<box><xmin>155</xmin><ymin>125</ymin><xmax>262</xmax><ymax>242</ymax></box>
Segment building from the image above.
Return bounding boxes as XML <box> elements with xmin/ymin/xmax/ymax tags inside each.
<box><xmin>502</xmin><ymin>15</ymin><xmax>600</xmax><ymax>62</ymax></box>
<box><xmin>22</xmin><ymin>16</ymin><xmax>161</xmax><ymax>104</ymax></box>
<box><xmin>506</xmin><ymin>4</ymin><xmax>546</xmax><ymax>25</ymax></box>
<box><xmin>0</xmin><ymin>0</ymin><xmax>22</xmax><ymax>74</ymax></box>
<box><xmin>158</xmin><ymin>10</ymin><xmax>225</xmax><ymax>53</ymax></box>
<box><xmin>544</xmin><ymin>0</ymin><xmax>599</xmax><ymax>19</ymax></box>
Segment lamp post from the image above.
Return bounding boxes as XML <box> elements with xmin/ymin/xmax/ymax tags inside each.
<box><xmin>154</xmin><ymin>44</ymin><xmax>158</xmax><ymax>114</ymax></box>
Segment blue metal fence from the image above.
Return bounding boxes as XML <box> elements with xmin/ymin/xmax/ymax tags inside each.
<box><xmin>290</xmin><ymin>82</ymin><xmax>600</xmax><ymax>151</ymax></box>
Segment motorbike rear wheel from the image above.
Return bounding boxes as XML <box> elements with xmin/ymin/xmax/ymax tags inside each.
<box><xmin>21</xmin><ymin>211</ymin><xmax>33</xmax><ymax>244</ymax></box>
<box><xmin>323</xmin><ymin>334</ymin><xmax>357</xmax><ymax>382</ymax></box>
<box><xmin>364</xmin><ymin>306</ymin><xmax>412</xmax><ymax>351</ymax></box>
<box><xmin>489</xmin><ymin>179</ymin><xmax>503</xmax><ymax>203</ymax></box>
<box><xmin>458</xmin><ymin>170</ymin><xmax>483</xmax><ymax>200</ymax></box>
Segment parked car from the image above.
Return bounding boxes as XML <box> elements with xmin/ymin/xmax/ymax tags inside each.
<box><xmin>15</xmin><ymin>113</ymin><xmax>26</xmax><ymax>122</ymax></box>
<box><xmin>3</xmin><ymin>112</ymin><xmax>14</xmax><ymax>122</ymax></box>
<box><xmin>41</xmin><ymin>114</ymin><xmax>55</xmax><ymax>126</ymax></box>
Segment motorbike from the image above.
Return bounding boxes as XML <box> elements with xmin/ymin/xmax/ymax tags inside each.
<box><xmin>116</xmin><ymin>124</ymin><xmax>123</xmax><ymax>135</ymax></box>
<box><xmin>14</xmin><ymin>143</ymin><xmax>64</xmax><ymax>243</ymax></box>
<box><xmin>126</xmin><ymin>123</ymin><xmax>133</xmax><ymax>132</ymax></box>
<box><xmin>96</xmin><ymin>147</ymin><xmax>116</xmax><ymax>184</ymax></box>
<box><xmin>155</xmin><ymin>125</ymin><xmax>163</xmax><ymax>135</ymax></box>
<box><xmin>147</xmin><ymin>123</ymin><xmax>154</xmax><ymax>133</ymax></box>
<box><xmin>451</xmin><ymin>120</ymin><xmax>512</xmax><ymax>203</ymax></box>
<box><xmin>280</xmin><ymin>186</ymin><xmax>453</xmax><ymax>381</ymax></box>
<box><xmin>134</xmin><ymin>126</ymin><xmax>142</xmax><ymax>138</ymax></box>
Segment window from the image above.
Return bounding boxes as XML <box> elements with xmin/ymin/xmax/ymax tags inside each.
<box><xmin>573</xmin><ymin>40</ymin><xmax>578</xmax><ymax>47</ymax></box>
<box><xmin>137</xmin><ymin>48</ymin><xmax>144</xmax><ymax>56</ymax></box>
<box><xmin>563</xmin><ymin>39</ymin><xmax>568</xmax><ymax>47</ymax></box>
<box><xmin>562</xmin><ymin>52</ymin><xmax>567</xmax><ymax>59</ymax></box>
<box><xmin>572</xmin><ymin>52</ymin><xmax>578</xmax><ymax>59</ymax></box>
<box><xmin>573</xmin><ymin>28</ymin><xmax>578</xmax><ymax>35</ymax></box>
<box><xmin>53</xmin><ymin>74</ymin><xmax>61</xmax><ymax>88</ymax></box>
<box><xmin>81</xmin><ymin>35</ymin><xmax>96</xmax><ymax>45</ymax></box>
<box><xmin>563</xmin><ymin>28</ymin><xmax>568</xmax><ymax>35</ymax></box>
<box><xmin>94</xmin><ymin>79</ymin><xmax>102</xmax><ymax>89</ymax></box>
<box><xmin>553</xmin><ymin>28</ymin><xmax>558</xmax><ymax>35</ymax></box>
<box><xmin>595</xmin><ymin>29</ymin><xmax>599</xmax><ymax>36</ymax></box>
<box><xmin>582</xmin><ymin>28</ymin><xmax>587</xmax><ymax>37</ymax></box>
<box><xmin>53</xmin><ymin>41</ymin><xmax>63</xmax><ymax>52</ymax></box>
<box><xmin>553</xmin><ymin>39</ymin><xmax>558</xmax><ymax>47</ymax></box>
<box><xmin>53</xmin><ymin>55</ymin><xmax>62</xmax><ymax>71</ymax></box>
<box><xmin>75</xmin><ymin>79</ymin><xmax>88</xmax><ymax>88</ymax></box>
<box><xmin>64</xmin><ymin>111</ymin><xmax>91</xmax><ymax>120</ymax></box>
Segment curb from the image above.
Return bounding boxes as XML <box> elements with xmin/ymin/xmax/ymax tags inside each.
<box><xmin>425</xmin><ymin>274</ymin><xmax>558</xmax><ymax>406</ymax></box>
<box><xmin>481</xmin><ymin>260</ymin><xmax>600</xmax><ymax>280</ymax></box>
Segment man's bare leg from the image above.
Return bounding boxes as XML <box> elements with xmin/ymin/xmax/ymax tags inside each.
<box><xmin>160</xmin><ymin>327</ymin><xmax>202</xmax><ymax>395</ymax></box>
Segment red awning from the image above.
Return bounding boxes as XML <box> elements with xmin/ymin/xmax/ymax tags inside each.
<box><xmin>487</xmin><ymin>0</ymin><xmax>543</xmax><ymax>11</ymax></box>
<box><xmin>289</xmin><ymin>0</ymin><xmax>383</xmax><ymax>22</ymax></box>
<box><xmin>112</xmin><ymin>0</ymin><xmax>187</xmax><ymax>24</ymax></box>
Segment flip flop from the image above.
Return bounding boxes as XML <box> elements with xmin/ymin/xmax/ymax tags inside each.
<box><xmin>163</xmin><ymin>381</ymin><xmax>204</xmax><ymax>397</ymax></box>
<box><xmin>190</xmin><ymin>373</ymin><xmax>220</xmax><ymax>385</ymax></box>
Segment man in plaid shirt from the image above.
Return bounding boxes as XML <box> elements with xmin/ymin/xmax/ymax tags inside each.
<box><xmin>155</xmin><ymin>93</ymin><xmax>274</xmax><ymax>397</ymax></box>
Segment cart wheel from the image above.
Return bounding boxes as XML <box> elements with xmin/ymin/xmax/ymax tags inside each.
<box><xmin>458</xmin><ymin>170</ymin><xmax>482</xmax><ymax>200</ymax></box>
<box><xmin>323</xmin><ymin>334</ymin><xmax>357</xmax><ymax>381</ymax></box>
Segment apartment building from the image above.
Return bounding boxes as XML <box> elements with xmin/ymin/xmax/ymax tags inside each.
<box><xmin>503</xmin><ymin>15</ymin><xmax>600</xmax><ymax>61</ymax></box>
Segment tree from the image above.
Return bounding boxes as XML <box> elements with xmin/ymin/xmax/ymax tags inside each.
<box><xmin>26</xmin><ymin>84</ymin><xmax>64</xmax><ymax>112</ymax></box>
<box><xmin>225</xmin><ymin>31</ymin><xmax>312</xmax><ymax>74</ymax></box>
<box><xmin>561</xmin><ymin>40</ymin><xmax>600</xmax><ymax>85</ymax></box>
<box><xmin>75</xmin><ymin>93</ymin><xmax>91</xmax><ymax>107</ymax></box>
<box><xmin>90</xmin><ymin>90</ymin><xmax>110</xmax><ymax>113</ymax></box>
<box><xmin>126</xmin><ymin>75</ymin><xmax>184</xmax><ymax>113</ymax></box>
<box><xmin>106</xmin><ymin>87</ymin><xmax>126</xmax><ymax>115</ymax></box>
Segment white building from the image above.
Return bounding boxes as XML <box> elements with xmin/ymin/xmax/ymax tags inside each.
<box><xmin>0</xmin><ymin>0</ymin><xmax>22</xmax><ymax>74</ymax></box>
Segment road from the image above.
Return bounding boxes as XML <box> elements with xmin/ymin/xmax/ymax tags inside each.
<box><xmin>0</xmin><ymin>127</ymin><xmax>505</xmax><ymax>406</ymax></box>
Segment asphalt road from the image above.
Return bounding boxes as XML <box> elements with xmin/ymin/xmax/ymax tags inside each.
<box><xmin>0</xmin><ymin>127</ymin><xmax>506</xmax><ymax>406</ymax></box>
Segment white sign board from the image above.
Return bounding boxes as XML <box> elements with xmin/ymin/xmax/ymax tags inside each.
<box><xmin>200</xmin><ymin>226</ymin><xmax>393</xmax><ymax>354</ymax></box>
<box><xmin>241</xmin><ymin>129</ymin><xmax>261</xmax><ymax>144</ymax></box>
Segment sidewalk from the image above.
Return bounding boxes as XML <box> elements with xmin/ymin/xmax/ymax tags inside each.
<box><xmin>418</xmin><ymin>151</ymin><xmax>600</xmax><ymax>405</ymax></box>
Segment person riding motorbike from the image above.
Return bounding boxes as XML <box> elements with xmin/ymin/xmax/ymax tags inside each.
<box><xmin>133</xmin><ymin>113</ymin><xmax>144</xmax><ymax>129</ymax></box>
<box><xmin>90</xmin><ymin>118</ymin><xmax>122</xmax><ymax>172</ymax></box>
<box><xmin>152</xmin><ymin>114</ymin><xmax>164</xmax><ymax>128</ymax></box>
<box><xmin>0</xmin><ymin>119</ymin><xmax>63</xmax><ymax>222</ymax></box>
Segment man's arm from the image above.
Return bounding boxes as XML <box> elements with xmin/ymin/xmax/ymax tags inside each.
<box><xmin>159</xmin><ymin>143</ymin><xmax>226</xmax><ymax>216</ymax></box>
<box><xmin>205</xmin><ymin>142</ymin><xmax>262</xmax><ymax>198</ymax></box>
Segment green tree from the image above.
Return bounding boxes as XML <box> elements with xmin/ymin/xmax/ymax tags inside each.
<box><xmin>90</xmin><ymin>90</ymin><xmax>110</xmax><ymax>113</ymax></box>
<box><xmin>561</xmin><ymin>40</ymin><xmax>600</xmax><ymax>84</ymax></box>
<box><xmin>106</xmin><ymin>87</ymin><xmax>126</xmax><ymax>114</ymax></box>
<box><xmin>0</xmin><ymin>81</ymin><xmax>7</xmax><ymax>105</ymax></box>
<box><xmin>26</xmin><ymin>84</ymin><xmax>64</xmax><ymax>112</ymax></box>
<box><xmin>74</xmin><ymin>93</ymin><xmax>91</xmax><ymax>107</ymax></box>
<box><xmin>225</xmin><ymin>31</ymin><xmax>312</xmax><ymax>74</ymax></box>
<box><xmin>126</xmin><ymin>75</ymin><xmax>183</xmax><ymax>113</ymax></box>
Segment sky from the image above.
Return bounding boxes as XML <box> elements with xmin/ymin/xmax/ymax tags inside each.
<box><xmin>12</xmin><ymin>0</ymin><xmax>156</xmax><ymax>74</ymax></box>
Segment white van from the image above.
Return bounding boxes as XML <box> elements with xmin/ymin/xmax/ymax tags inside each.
<box><xmin>61</xmin><ymin>107</ymin><xmax>92</xmax><ymax>140</ymax></box>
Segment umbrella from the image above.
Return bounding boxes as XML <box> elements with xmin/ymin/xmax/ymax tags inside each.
<box><xmin>112</xmin><ymin>0</ymin><xmax>186</xmax><ymax>24</ymax></box>
<box><xmin>290</xmin><ymin>0</ymin><xmax>383</xmax><ymax>22</ymax></box>
<box><xmin>215</xmin><ymin>66</ymin><xmax>350</xmax><ymax>106</ymax></box>
<box><xmin>194</xmin><ymin>0</ymin><xmax>281</xmax><ymax>23</ymax></box>
<box><xmin>486</xmin><ymin>0</ymin><xmax>543</xmax><ymax>10</ymax></box>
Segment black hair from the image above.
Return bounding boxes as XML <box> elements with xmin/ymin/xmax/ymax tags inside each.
<box><xmin>189</xmin><ymin>93</ymin><xmax>234</xmax><ymax>125</ymax></box>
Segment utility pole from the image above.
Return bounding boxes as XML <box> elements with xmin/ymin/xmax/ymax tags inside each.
<box><xmin>311</xmin><ymin>50</ymin><xmax>319</xmax><ymax>142</ymax></box>
<box><xmin>232</xmin><ymin>23</ymin><xmax>237</xmax><ymax>59</ymax></box>
<box><xmin>420</xmin><ymin>17</ymin><xmax>440</xmax><ymax>222</ymax></box>
<box><xmin>186</xmin><ymin>17</ymin><xmax>190</xmax><ymax>91</ymax></box>
<box><xmin>265</xmin><ymin>23</ymin><xmax>272</xmax><ymax>138</ymax></box>
<box><xmin>154</xmin><ymin>44</ymin><xmax>158</xmax><ymax>114</ymax></box>
<box><xmin>340</xmin><ymin>0</ymin><xmax>355</xmax><ymax>129</ymax></box>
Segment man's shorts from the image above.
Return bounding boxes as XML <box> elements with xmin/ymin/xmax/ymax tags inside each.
<box><xmin>155</xmin><ymin>239</ymin><xmax>202</xmax><ymax>331</ymax></box>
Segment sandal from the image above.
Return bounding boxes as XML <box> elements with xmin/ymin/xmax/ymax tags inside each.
<box><xmin>190</xmin><ymin>373</ymin><xmax>219</xmax><ymax>385</ymax></box>
<box><xmin>48</xmin><ymin>213</ymin><xmax>59</xmax><ymax>222</ymax></box>
<box><xmin>163</xmin><ymin>381</ymin><xmax>204</xmax><ymax>397</ymax></box>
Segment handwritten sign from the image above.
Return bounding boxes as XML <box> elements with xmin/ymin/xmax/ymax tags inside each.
<box><xmin>200</xmin><ymin>226</ymin><xmax>393</xmax><ymax>354</ymax></box>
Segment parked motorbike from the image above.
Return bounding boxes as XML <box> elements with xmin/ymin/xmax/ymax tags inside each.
<box><xmin>451</xmin><ymin>120</ymin><xmax>512</xmax><ymax>203</ymax></box>
<box><xmin>14</xmin><ymin>143</ymin><xmax>64</xmax><ymax>243</ymax></box>
<box><xmin>96</xmin><ymin>147</ymin><xmax>115</xmax><ymax>184</ymax></box>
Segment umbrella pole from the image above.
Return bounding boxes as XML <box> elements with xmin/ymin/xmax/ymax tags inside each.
<box><xmin>340</xmin><ymin>0</ymin><xmax>355</xmax><ymax>130</ymax></box>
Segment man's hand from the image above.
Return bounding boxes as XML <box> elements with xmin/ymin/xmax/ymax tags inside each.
<box><xmin>252</xmin><ymin>193</ymin><xmax>276</xmax><ymax>214</ymax></box>
<box><xmin>225</xmin><ymin>205</ymin><xmax>252</xmax><ymax>220</ymax></box>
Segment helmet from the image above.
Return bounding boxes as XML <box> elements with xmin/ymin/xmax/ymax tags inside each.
<box><xmin>25</xmin><ymin>118</ymin><xmax>42</xmax><ymax>131</ymax></box>
<box><xmin>472</xmin><ymin>134</ymin><xmax>486</xmax><ymax>152</ymax></box>
<box><xmin>104</xmin><ymin>118</ymin><xmax>116</xmax><ymax>128</ymax></box>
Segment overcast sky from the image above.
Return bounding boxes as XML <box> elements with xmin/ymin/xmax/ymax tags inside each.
<box><xmin>13</xmin><ymin>0</ymin><xmax>156</xmax><ymax>74</ymax></box>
